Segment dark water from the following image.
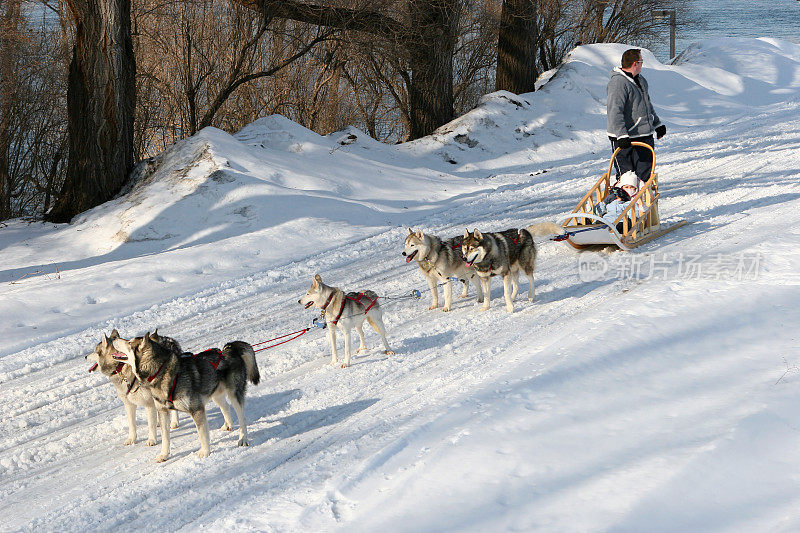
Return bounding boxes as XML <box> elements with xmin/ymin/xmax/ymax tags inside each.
<box><xmin>650</xmin><ymin>0</ymin><xmax>800</xmax><ymax>60</ymax></box>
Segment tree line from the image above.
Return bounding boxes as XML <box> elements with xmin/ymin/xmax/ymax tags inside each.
<box><xmin>0</xmin><ymin>0</ymin><xmax>687</xmax><ymax>223</ymax></box>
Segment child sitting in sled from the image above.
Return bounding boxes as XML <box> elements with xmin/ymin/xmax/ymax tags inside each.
<box><xmin>594</xmin><ymin>171</ymin><xmax>642</xmax><ymax>232</ymax></box>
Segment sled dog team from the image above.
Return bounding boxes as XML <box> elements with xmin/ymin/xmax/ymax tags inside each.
<box><xmin>87</xmin><ymin>221</ymin><xmax>563</xmax><ymax>461</ymax></box>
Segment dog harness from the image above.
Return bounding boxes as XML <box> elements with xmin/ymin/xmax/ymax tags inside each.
<box><xmin>164</xmin><ymin>349</ymin><xmax>225</xmax><ymax>407</ymax></box>
<box><xmin>326</xmin><ymin>291</ymin><xmax>378</xmax><ymax>325</ymax></box>
<box><xmin>194</xmin><ymin>348</ymin><xmax>224</xmax><ymax>370</ymax></box>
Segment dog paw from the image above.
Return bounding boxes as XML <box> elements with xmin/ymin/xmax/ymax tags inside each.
<box><xmin>480</xmin><ymin>306</ymin><xmax>490</xmax><ymax>312</ymax></box>
<box><xmin>506</xmin><ymin>306</ymin><xmax>514</xmax><ymax>313</ymax></box>
<box><xmin>220</xmin><ymin>423</ymin><xmax>232</xmax><ymax>431</ymax></box>
<box><xmin>356</xmin><ymin>346</ymin><xmax>367</xmax><ymax>354</ymax></box>
<box><xmin>441</xmin><ymin>306</ymin><xmax>451</xmax><ymax>312</ymax></box>
<box><xmin>340</xmin><ymin>362</ymin><xmax>350</xmax><ymax>369</ymax></box>
<box><xmin>146</xmin><ymin>438</ymin><xmax>157</xmax><ymax>446</ymax></box>
<box><xmin>385</xmin><ymin>350</ymin><xmax>395</xmax><ymax>355</ymax></box>
<box><xmin>156</xmin><ymin>454</ymin><xmax>169</xmax><ymax>463</ymax></box>
<box><xmin>238</xmin><ymin>438</ymin><xmax>249</xmax><ymax>447</ymax></box>
<box><xmin>196</xmin><ymin>449</ymin><xmax>210</xmax><ymax>458</ymax></box>
<box><xmin>124</xmin><ymin>437</ymin><xmax>136</xmax><ymax>446</ymax></box>
<box><xmin>428</xmin><ymin>305</ymin><xmax>439</xmax><ymax>310</ymax></box>
<box><xmin>170</xmin><ymin>422</ymin><xmax>179</xmax><ymax>429</ymax></box>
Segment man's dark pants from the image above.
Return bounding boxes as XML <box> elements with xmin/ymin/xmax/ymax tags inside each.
<box><xmin>610</xmin><ymin>135</ymin><xmax>655</xmax><ymax>182</ymax></box>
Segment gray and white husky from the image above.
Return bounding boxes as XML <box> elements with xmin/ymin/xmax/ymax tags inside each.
<box><xmin>403</xmin><ymin>229</ymin><xmax>484</xmax><ymax>312</ymax></box>
<box><xmin>299</xmin><ymin>274</ymin><xmax>393</xmax><ymax>368</ymax></box>
<box><xmin>111</xmin><ymin>333</ymin><xmax>260</xmax><ymax>462</ymax></box>
<box><xmin>86</xmin><ymin>329</ymin><xmax>179</xmax><ymax>446</ymax></box>
<box><xmin>461</xmin><ymin>222</ymin><xmax>563</xmax><ymax>313</ymax></box>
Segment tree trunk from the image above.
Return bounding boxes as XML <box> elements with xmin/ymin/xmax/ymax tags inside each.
<box><xmin>47</xmin><ymin>0</ymin><xmax>136</xmax><ymax>223</ymax></box>
<box><xmin>0</xmin><ymin>0</ymin><xmax>22</xmax><ymax>220</ymax></box>
<box><xmin>406</xmin><ymin>0</ymin><xmax>458</xmax><ymax>139</ymax></box>
<box><xmin>495</xmin><ymin>0</ymin><xmax>538</xmax><ymax>94</ymax></box>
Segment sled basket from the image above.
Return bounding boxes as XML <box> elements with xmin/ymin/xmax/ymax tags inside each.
<box><xmin>558</xmin><ymin>142</ymin><xmax>687</xmax><ymax>250</ymax></box>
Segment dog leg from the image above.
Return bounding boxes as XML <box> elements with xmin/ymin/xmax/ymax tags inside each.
<box><xmin>480</xmin><ymin>276</ymin><xmax>491</xmax><ymax>311</ymax></box>
<box><xmin>170</xmin><ymin>410</ymin><xmax>179</xmax><ymax>429</ymax></box>
<box><xmin>355</xmin><ymin>323</ymin><xmax>368</xmax><ymax>353</ymax></box>
<box><xmin>228</xmin><ymin>393</ymin><xmax>249</xmax><ymax>446</ymax></box>
<box><xmin>526</xmin><ymin>271</ymin><xmax>535</xmax><ymax>301</ymax></box>
<box><xmin>212</xmin><ymin>390</ymin><xmax>233</xmax><ymax>431</ymax></box>
<box><xmin>473</xmin><ymin>275</ymin><xmax>484</xmax><ymax>303</ymax></box>
<box><xmin>510</xmin><ymin>271</ymin><xmax>519</xmax><ymax>300</ymax></box>
<box><xmin>342</xmin><ymin>328</ymin><xmax>352</xmax><ymax>368</ymax></box>
<box><xmin>376</xmin><ymin>318</ymin><xmax>394</xmax><ymax>355</ymax></box>
<box><xmin>156</xmin><ymin>409</ymin><xmax>171</xmax><ymax>462</ymax></box>
<box><xmin>442</xmin><ymin>278</ymin><xmax>453</xmax><ymax>312</ymax></box>
<box><xmin>190</xmin><ymin>408</ymin><xmax>211</xmax><ymax>458</ymax></box>
<box><xmin>328</xmin><ymin>327</ymin><xmax>339</xmax><ymax>366</ymax></box>
<box><xmin>427</xmin><ymin>275</ymin><xmax>439</xmax><ymax>310</ymax></box>
<box><xmin>123</xmin><ymin>399</ymin><xmax>138</xmax><ymax>445</ymax></box>
<box><xmin>145</xmin><ymin>403</ymin><xmax>159</xmax><ymax>446</ymax></box>
<box><xmin>459</xmin><ymin>279</ymin><xmax>469</xmax><ymax>299</ymax></box>
<box><xmin>503</xmin><ymin>274</ymin><xmax>514</xmax><ymax>313</ymax></box>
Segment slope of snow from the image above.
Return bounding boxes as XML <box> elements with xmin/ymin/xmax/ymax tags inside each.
<box><xmin>2</xmin><ymin>39</ymin><xmax>800</xmax><ymax>531</ymax></box>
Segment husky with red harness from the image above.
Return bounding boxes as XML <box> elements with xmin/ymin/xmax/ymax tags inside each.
<box><xmin>110</xmin><ymin>332</ymin><xmax>260</xmax><ymax>462</ymax></box>
<box><xmin>299</xmin><ymin>274</ymin><xmax>394</xmax><ymax>368</ymax></box>
<box><xmin>86</xmin><ymin>329</ymin><xmax>180</xmax><ymax>447</ymax></box>
<box><xmin>462</xmin><ymin>223</ymin><xmax>563</xmax><ymax>313</ymax></box>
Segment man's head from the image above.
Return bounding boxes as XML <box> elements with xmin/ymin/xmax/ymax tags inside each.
<box><xmin>621</xmin><ymin>48</ymin><xmax>643</xmax><ymax>75</ymax></box>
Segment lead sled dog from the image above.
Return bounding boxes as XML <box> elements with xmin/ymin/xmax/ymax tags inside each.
<box><xmin>403</xmin><ymin>229</ymin><xmax>483</xmax><ymax>312</ymax></box>
<box><xmin>461</xmin><ymin>222</ymin><xmax>564</xmax><ymax>313</ymax></box>
<box><xmin>299</xmin><ymin>274</ymin><xmax>393</xmax><ymax>368</ymax></box>
<box><xmin>86</xmin><ymin>329</ymin><xmax>179</xmax><ymax>446</ymax></box>
<box><xmin>111</xmin><ymin>332</ymin><xmax>260</xmax><ymax>462</ymax></box>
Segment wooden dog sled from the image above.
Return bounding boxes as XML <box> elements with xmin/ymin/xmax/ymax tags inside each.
<box><xmin>557</xmin><ymin>142</ymin><xmax>687</xmax><ymax>250</ymax></box>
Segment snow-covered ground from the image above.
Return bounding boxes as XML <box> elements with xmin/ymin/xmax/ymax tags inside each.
<box><xmin>2</xmin><ymin>39</ymin><xmax>800</xmax><ymax>531</ymax></box>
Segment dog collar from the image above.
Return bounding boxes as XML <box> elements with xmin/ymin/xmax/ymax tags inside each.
<box><xmin>321</xmin><ymin>292</ymin><xmax>335</xmax><ymax>311</ymax></box>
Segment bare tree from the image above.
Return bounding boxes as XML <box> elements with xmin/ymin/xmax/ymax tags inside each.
<box><xmin>46</xmin><ymin>0</ymin><xmax>136</xmax><ymax>223</ymax></box>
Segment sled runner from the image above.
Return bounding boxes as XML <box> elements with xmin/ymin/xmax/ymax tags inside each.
<box><xmin>557</xmin><ymin>142</ymin><xmax>687</xmax><ymax>250</ymax></box>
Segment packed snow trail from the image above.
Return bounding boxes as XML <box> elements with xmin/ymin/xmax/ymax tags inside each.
<box><xmin>2</xmin><ymin>39</ymin><xmax>800</xmax><ymax>531</ymax></box>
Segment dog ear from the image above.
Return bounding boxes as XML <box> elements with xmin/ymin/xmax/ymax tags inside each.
<box><xmin>474</xmin><ymin>229</ymin><xmax>482</xmax><ymax>239</ymax></box>
<box><xmin>152</xmin><ymin>328</ymin><xmax>159</xmax><ymax>338</ymax></box>
<box><xmin>110</xmin><ymin>328</ymin><xmax>120</xmax><ymax>339</ymax></box>
<box><xmin>408</xmin><ymin>227</ymin><xmax>414</xmax><ymax>235</ymax></box>
<box><xmin>415</xmin><ymin>229</ymin><xmax>423</xmax><ymax>239</ymax></box>
<box><xmin>142</xmin><ymin>332</ymin><xmax>151</xmax><ymax>348</ymax></box>
<box><xmin>101</xmin><ymin>333</ymin><xmax>110</xmax><ymax>349</ymax></box>
<box><xmin>464</xmin><ymin>228</ymin><xmax>470</xmax><ymax>238</ymax></box>
<box><xmin>313</xmin><ymin>274</ymin><xmax>321</xmax><ymax>287</ymax></box>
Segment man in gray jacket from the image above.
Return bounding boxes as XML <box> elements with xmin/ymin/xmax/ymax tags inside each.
<box><xmin>607</xmin><ymin>48</ymin><xmax>666</xmax><ymax>182</ymax></box>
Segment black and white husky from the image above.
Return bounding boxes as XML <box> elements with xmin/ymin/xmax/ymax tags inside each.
<box><xmin>299</xmin><ymin>274</ymin><xmax>393</xmax><ymax>368</ymax></box>
<box><xmin>111</xmin><ymin>333</ymin><xmax>260</xmax><ymax>462</ymax></box>
<box><xmin>403</xmin><ymin>229</ymin><xmax>484</xmax><ymax>311</ymax></box>
<box><xmin>461</xmin><ymin>222</ymin><xmax>563</xmax><ymax>312</ymax></box>
<box><xmin>86</xmin><ymin>329</ymin><xmax>179</xmax><ymax>446</ymax></box>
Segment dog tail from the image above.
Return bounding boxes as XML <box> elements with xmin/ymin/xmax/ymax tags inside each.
<box><xmin>226</xmin><ymin>341</ymin><xmax>260</xmax><ymax>385</ymax></box>
<box><xmin>523</xmin><ymin>222</ymin><xmax>565</xmax><ymax>237</ymax></box>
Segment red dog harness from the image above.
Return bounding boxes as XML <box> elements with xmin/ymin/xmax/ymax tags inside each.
<box><xmin>160</xmin><ymin>348</ymin><xmax>226</xmax><ymax>407</ymax></box>
<box><xmin>327</xmin><ymin>292</ymin><xmax>378</xmax><ymax>325</ymax></box>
